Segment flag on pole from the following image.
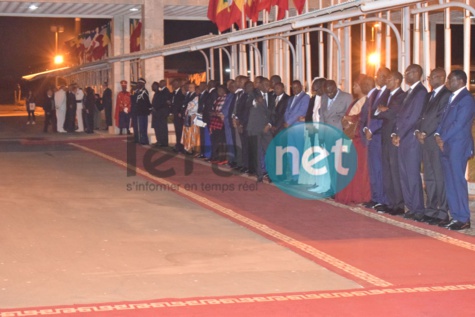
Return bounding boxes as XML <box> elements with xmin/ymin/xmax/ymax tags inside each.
<box><xmin>208</xmin><ymin>0</ymin><xmax>238</xmax><ymax>31</ymax></box>
<box><xmin>293</xmin><ymin>0</ymin><xmax>305</xmax><ymax>14</ymax></box>
<box><xmin>272</xmin><ymin>0</ymin><xmax>288</xmax><ymax>20</ymax></box>
<box><xmin>232</xmin><ymin>0</ymin><xmax>246</xmax><ymax>29</ymax></box>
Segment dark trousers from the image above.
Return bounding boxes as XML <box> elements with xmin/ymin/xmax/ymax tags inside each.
<box><xmin>440</xmin><ymin>150</ymin><xmax>470</xmax><ymax>223</ymax></box>
<box><xmin>421</xmin><ymin>138</ymin><xmax>448</xmax><ymax>219</ymax></box>
<box><xmin>27</xmin><ymin>110</ymin><xmax>36</xmax><ymax>122</ymax></box>
<box><xmin>239</xmin><ymin>129</ymin><xmax>250</xmax><ymax>169</ymax></box>
<box><xmin>64</xmin><ymin>105</ymin><xmax>76</xmax><ymax>132</ymax></box>
<box><xmin>398</xmin><ymin>139</ymin><xmax>424</xmax><ymax>214</ymax></box>
<box><xmin>119</xmin><ymin>112</ymin><xmax>130</xmax><ymax>130</ymax></box>
<box><xmin>211</xmin><ymin>128</ymin><xmax>226</xmax><ymax>161</ymax></box>
<box><xmin>137</xmin><ymin>115</ymin><xmax>149</xmax><ymax>144</ymax></box>
<box><xmin>155</xmin><ymin>113</ymin><xmax>169</xmax><ymax>146</ymax></box>
<box><xmin>105</xmin><ymin>104</ymin><xmax>112</xmax><ymax>127</ymax></box>
<box><xmin>249</xmin><ymin>131</ymin><xmax>273</xmax><ymax>178</ymax></box>
<box><xmin>173</xmin><ymin>116</ymin><xmax>184</xmax><ymax>150</ymax></box>
<box><xmin>367</xmin><ymin>134</ymin><xmax>387</xmax><ymax>205</ymax></box>
<box><xmin>43</xmin><ymin>110</ymin><xmax>57</xmax><ymax>132</ymax></box>
<box><xmin>85</xmin><ymin>110</ymin><xmax>94</xmax><ymax>133</ymax></box>
<box><xmin>131</xmin><ymin>113</ymin><xmax>139</xmax><ymax>142</ymax></box>
<box><xmin>382</xmin><ymin>141</ymin><xmax>404</xmax><ymax>210</ymax></box>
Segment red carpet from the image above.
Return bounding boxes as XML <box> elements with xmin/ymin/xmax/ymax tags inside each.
<box><xmin>2</xmin><ymin>285</ymin><xmax>475</xmax><ymax>317</ymax></box>
<box><xmin>4</xmin><ymin>138</ymin><xmax>475</xmax><ymax>316</ymax></box>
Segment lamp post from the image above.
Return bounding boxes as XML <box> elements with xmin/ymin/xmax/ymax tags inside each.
<box><xmin>50</xmin><ymin>25</ymin><xmax>64</xmax><ymax>87</ymax></box>
<box><xmin>51</xmin><ymin>25</ymin><xmax>65</xmax><ymax>64</ymax></box>
<box><xmin>369</xmin><ymin>23</ymin><xmax>380</xmax><ymax>77</ymax></box>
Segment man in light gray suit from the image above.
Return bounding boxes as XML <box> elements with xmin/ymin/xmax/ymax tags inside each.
<box><xmin>319</xmin><ymin>80</ymin><xmax>353</xmax><ymax>194</ymax></box>
<box><xmin>320</xmin><ymin>80</ymin><xmax>353</xmax><ymax>132</ymax></box>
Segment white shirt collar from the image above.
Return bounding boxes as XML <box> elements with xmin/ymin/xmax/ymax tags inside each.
<box><xmin>410</xmin><ymin>81</ymin><xmax>420</xmax><ymax>91</ymax></box>
<box><xmin>390</xmin><ymin>87</ymin><xmax>401</xmax><ymax>96</ymax></box>
<box><xmin>432</xmin><ymin>85</ymin><xmax>444</xmax><ymax>96</ymax></box>
<box><xmin>451</xmin><ymin>86</ymin><xmax>465</xmax><ymax>99</ymax></box>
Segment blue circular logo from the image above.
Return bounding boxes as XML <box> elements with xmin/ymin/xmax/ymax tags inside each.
<box><xmin>265</xmin><ymin>122</ymin><xmax>357</xmax><ymax>199</ymax></box>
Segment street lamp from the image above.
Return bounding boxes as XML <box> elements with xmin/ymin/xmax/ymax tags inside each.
<box><xmin>50</xmin><ymin>25</ymin><xmax>64</xmax><ymax>65</ymax></box>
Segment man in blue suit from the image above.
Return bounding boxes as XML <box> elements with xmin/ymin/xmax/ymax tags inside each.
<box><xmin>363</xmin><ymin>67</ymin><xmax>391</xmax><ymax>211</ymax></box>
<box><xmin>435</xmin><ymin>70</ymin><xmax>475</xmax><ymax>230</ymax></box>
<box><xmin>391</xmin><ymin>64</ymin><xmax>427</xmax><ymax>219</ymax></box>
<box><xmin>284</xmin><ymin>80</ymin><xmax>310</xmax><ymax>184</ymax></box>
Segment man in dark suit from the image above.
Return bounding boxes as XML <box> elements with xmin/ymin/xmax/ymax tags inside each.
<box><xmin>230</xmin><ymin>76</ymin><xmax>251</xmax><ymax>172</ymax></box>
<box><xmin>375</xmin><ymin>71</ymin><xmax>405</xmax><ymax>215</ymax></box>
<box><xmin>391</xmin><ymin>64</ymin><xmax>428</xmax><ymax>219</ymax></box>
<box><xmin>435</xmin><ymin>70</ymin><xmax>475</xmax><ymax>230</ymax></box>
<box><xmin>284</xmin><ymin>80</ymin><xmax>311</xmax><ymax>184</ymax></box>
<box><xmin>102</xmin><ymin>81</ymin><xmax>113</xmax><ymax>129</ymax></box>
<box><xmin>199</xmin><ymin>80</ymin><xmax>218</xmax><ymax>159</ymax></box>
<box><xmin>170</xmin><ymin>79</ymin><xmax>185</xmax><ymax>152</ymax></box>
<box><xmin>151</xmin><ymin>80</ymin><xmax>171</xmax><ymax>147</ymax></box>
<box><xmin>248</xmin><ymin>78</ymin><xmax>275</xmax><ymax>182</ymax></box>
<box><xmin>135</xmin><ymin>78</ymin><xmax>152</xmax><ymax>145</ymax></box>
<box><xmin>271</xmin><ymin>82</ymin><xmax>289</xmax><ymax>136</ymax></box>
<box><xmin>414</xmin><ymin>68</ymin><xmax>451</xmax><ymax>224</ymax></box>
<box><xmin>363</xmin><ymin>68</ymin><xmax>391</xmax><ymax>211</ymax></box>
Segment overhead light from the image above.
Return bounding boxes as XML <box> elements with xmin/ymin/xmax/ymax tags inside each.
<box><xmin>130</xmin><ymin>8</ymin><xmax>139</xmax><ymax>12</ymax></box>
<box><xmin>225</xmin><ymin>68</ymin><xmax>231</xmax><ymax>73</ymax></box>
<box><xmin>29</xmin><ymin>4</ymin><xmax>38</xmax><ymax>10</ymax></box>
<box><xmin>360</xmin><ymin>0</ymin><xmax>422</xmax><ymax>12</ymax></box>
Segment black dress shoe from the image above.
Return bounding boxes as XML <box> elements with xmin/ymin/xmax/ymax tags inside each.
<box><xmin>428</xmin><ymin>217</ymin><xmax>448</xmax><ymax>226</ymax></box>
<box><xmin>387</xmin><ymin>207</ymin><xmax>405</xmax><ymax>216</ymax></box>
<box><xmin>443</xmin><ymin>220</ymin><xmax>471</xmax><ymax>231</ymax></box>
<box><xmin>412</xmin><ymin>213</ymin><xmax>426</xmax><ymax>222</ymax></box>
<box><xmin>416</xmin><ymin>215</ymin><xmax>436</xmax><ymax>223</ymax></box>
<box><xmin>363</xmin><ymin>200</ymin><xmax>377</xmax><ymax>208</ymax></box>
<box><xmin>403</xmin><ymin>212</ymin><xmax>417</xmax><ymax>219</ymax></box>
<box><xmin>375</xmin><ymin>204</ymin><xmax>388</xmax><ymax>213</ymax></box>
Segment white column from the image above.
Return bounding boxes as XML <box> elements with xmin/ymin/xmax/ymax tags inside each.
<box><xmin>444</xmin><ymin>6</ymin><xmax>451</xmax><ymax>76</ymax></box>
<box><xmin>343</xmin><ymin>23</ymin><xmax>351</xmax><ymax>92</ymax></box>
<box><xmin>385</xmin><ymin>11</ymin><xmax>392</xmax><ymax>69</ymax></box>
<box><xmin>463</xmin><ymin>0</ymin><xmax>471</xmax><ymax>88</ymax></box>
<box><xmin>142</xmin><ymin>0</ymin><xmax>165</xmax><ymax>85</ymax></box>
<box><xmin>402</xmin><ymin>7</ymin><xmax>411</xmax><ymax>74</ymax></box>
<box><xmin>429</xmin><ymin>22</ymin><xmax>437</xmax><ymax>70</ymax></box>
<box><xmin>422</xmin><ymin>4</ymin><xmax>430</xmax><ymax>81</ymax></box>
<box><xmin>111</xmin><ymin>14</ymin><xmax>126</xmax><ymax>134</ymax></box>
<box><xmin>360</xmin><ymin>22</ymin><xmax>366</xmax><ymax>76</ymax></box>
<box><xmin>413</xmin><ymin>8</ymin><xmax>420</xmax><ymax>65</ymax></box>
<box><xmin>141</xmin><ymin>0</ymin><xmax>165</xmax><ymax>143</ymax></box>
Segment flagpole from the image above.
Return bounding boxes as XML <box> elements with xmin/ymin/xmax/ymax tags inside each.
<box><xmin>304</xmin><ymin>0</ymin><xmax>312</xmax><ymax>92</ymax></box>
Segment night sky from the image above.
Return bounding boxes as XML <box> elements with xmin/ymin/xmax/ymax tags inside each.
<box><xmin>0</xmin><ymin>16</ymin><xmax>473</xmax><ymax>103</ymax></box>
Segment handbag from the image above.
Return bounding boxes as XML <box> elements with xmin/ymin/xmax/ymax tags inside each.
<box><xmin>194</xmin><ymin>114</ymin><xmax>207</xmax><ymax>127</ymax></box>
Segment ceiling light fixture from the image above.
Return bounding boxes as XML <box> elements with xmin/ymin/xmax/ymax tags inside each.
<box><xmin>29</xmin><ymin>4</ymin><xmax>38</xmax><ymax>10</ymax></box>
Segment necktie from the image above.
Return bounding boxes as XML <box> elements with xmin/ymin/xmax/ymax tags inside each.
<box><xmin>263</xmin><ymin>92</ymin><xmax>268</xmax><ymax>106</ymax></box>
<box><xmin>403</xmin><ymin>88</ymin><xmax>413</xmax><ymax>105</ymax></box>
<box><xmin>429</xmin><ymin>90</ymin><xmax>435</xmax><ymax>102</ymax></box>
<box><xmin>328</xmin><ymin>98</ymin><xmax>334</xmax><ymax>111</ymax></box>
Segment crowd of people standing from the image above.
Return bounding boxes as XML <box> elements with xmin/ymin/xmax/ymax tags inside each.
<box><xmin>119</xmin><ymin>66</ymin><xmax>474</xmax><ymax>231</ymax></box>
<box><xmin>25</xmin><ymin>81</ymin><xmax>113</xmax><ymax>134</ymax></box>
<box><xmin>25</xmin><ymin>65</ymin><xmax>475</xmax><ymax>231</ymax></box>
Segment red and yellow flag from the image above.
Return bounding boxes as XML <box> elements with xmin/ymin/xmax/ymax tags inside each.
<box><xmin>208</xmin><ymin>0</ymin><xmax>238</xmax><ymax>31</ymax></box>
